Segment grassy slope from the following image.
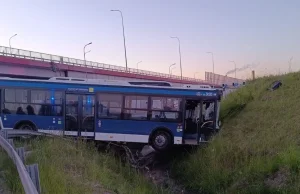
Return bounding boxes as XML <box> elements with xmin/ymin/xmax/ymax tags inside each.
<box><xmin>173</xmin><ymin>73</ymin><xmax>300</xmax><ymax>194</ymax></box>
<box><xmin>0</xmin><ymin>138</ymin><xmax>168</xmax><ymax>194</ymax></box>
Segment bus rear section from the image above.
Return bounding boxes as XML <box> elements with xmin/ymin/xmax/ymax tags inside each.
<box><xmin>94</xmin><ymin>93</ymin><xmax>183</xmax><ymax>151</ymax></box>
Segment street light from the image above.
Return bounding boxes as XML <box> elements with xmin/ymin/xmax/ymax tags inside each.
<box><xmin>9</xmin><ymin>34</ymin><xmax>17</xmax><ymax>53</ymax></box>
<box><xmin>207</xmin><ymin>52</ymin><xmax>215</xmax><ymax>83</ymax></box>
<box><xmin>169</xmin><ymin>63</ymin><xmax>176</xmax><ymax>75</ymax></box>
<box><xmin>111</xmin><ymin>9</ymin><xmax>128</xmax><ymax>72</ymax></box>
<box><xmin>170</xmin><ymin>36</ymin><xmax>182</xmax><ymax>80</ymax></box>
<box><xmin>83</xmin><ymin>42</ymin><xmax>92</xmax><ymax>63</ymax></box>
<box><xmin>136</xmin><ymin>61</ymin><xmax>142</xmax><ymax>70</ymax></box>
<box><xmin>170</xmin><ymin>66</ymin><xmax>176</xmax><ymax>76</ymax></box>
<box><xmin>83</xmin><ymin>42</ymin><xmax>92</xmax><ymax>78</ymax></box>
<box><xmin>194</xmin><ymin>72</ymin><xmax>200</xmax><ymax>79</ymax></box>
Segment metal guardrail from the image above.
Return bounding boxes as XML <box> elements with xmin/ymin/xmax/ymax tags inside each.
<box><xmin>0</xmin><ymin>117</ymin><xmax>40</xmax><ymax>194</ymax></box>
<box><xmin>0</xmin><ymin>45</ymin><xmax>208</xmax><ymax>83</ymax></box>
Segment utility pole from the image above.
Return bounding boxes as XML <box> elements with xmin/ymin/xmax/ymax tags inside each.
<box><xmin>170</xmin><ymin>37</ymin><xmax>182</xmax><ymax>80</ymax></box>
<box><xmin>111</xmin><ymin>9</ymin><xmax>128</xmax><ymax>72</ymax></box>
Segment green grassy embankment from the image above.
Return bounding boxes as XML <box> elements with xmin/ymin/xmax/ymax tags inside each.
<box><xmin>0</xmin><ymin>137</ymin><xmax>168</xmax><ymax>194</ymax></box>
<box><xmin>173</xmin><ymin>73</ymin><xmax>300</xmax><ymax>194</ymax></box>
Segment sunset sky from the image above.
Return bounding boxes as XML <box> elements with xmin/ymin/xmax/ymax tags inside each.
<box><xmin>1</xmin><ymin>0</ymin><xmax>299</xmax><ymax>80</ymax></box>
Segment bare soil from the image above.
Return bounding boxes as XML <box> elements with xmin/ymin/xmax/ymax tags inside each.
<box><xmin>264</xmin><ymin>167</ymin><xmax>290</xmax><ymax>189</ymax></box>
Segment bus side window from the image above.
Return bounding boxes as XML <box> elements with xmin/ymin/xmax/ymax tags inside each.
<box><xmin>124</xmin><ymin>95</ymin><xmax>148</xmax><ymax>120</ymax></box>
<box><xmin>98</xmin><ymin>93</ymin><xmax>122</xmax><ymax>119</ymax></box>
<box><xmin>150</xmin><ymin>97</ymin><xmax>182</xmax><ymax>122</ymax></box>
<box><xmin>3</xmin><ymin>89</ymin><xmax>28</xmax><ymax>114</ymax></box>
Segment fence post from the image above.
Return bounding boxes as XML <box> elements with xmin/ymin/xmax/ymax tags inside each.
<box><xmin>16</xmin><ymin>147</ymin><xmax>26</xmax><ymax>164</ymax></box>
<box><xmin>26</xmin><ymin>164</ymin><xmax>41</xmax><ymax>194</ymax></box>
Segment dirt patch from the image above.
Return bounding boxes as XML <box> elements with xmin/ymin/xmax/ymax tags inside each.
<box><xmin>264</xmin><ymin>167</ymin><xmax>290</xmax><ymax>189</ymax></box>
<box><xmin>143</xmin><ymin>165</ymin><xmax>195</xmax><ymax>194</ymax></box>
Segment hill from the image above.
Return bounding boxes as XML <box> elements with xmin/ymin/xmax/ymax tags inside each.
<box><xmin>173</xmin><ymin>73</ymin><xmax>300</xmax><ymax>194</ymax></box>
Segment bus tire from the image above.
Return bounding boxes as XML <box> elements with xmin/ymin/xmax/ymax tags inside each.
<box><xmin>15</xmin><ymin>121</ymin><xmax>37</xmax><ymax>131</ymax></box>
<box><xmin>150</xmin><ymin>130</ymin><xmax>172</xmax><ymax>151</ymax></box>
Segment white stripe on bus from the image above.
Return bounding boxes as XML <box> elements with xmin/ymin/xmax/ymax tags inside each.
<box><xmin>36</xmin><ymin>129</ymin><xmax>184</xmax><ymax>145</ymax></box>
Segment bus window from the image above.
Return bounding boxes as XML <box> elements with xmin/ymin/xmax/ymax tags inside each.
<box><xmin>150</xmin><ymin>97</ymin><xmax>182</xmax><ymax>122</ymax></box>
<box><xmin>2</xmin><ymin>89</ymin><xmax>63</xmax><ymax>116</ymax></box>
<box><xmin>5</xmin><ymin>89</ymin><xmax>28</xmax><ymax>103</ymax></box>
<box><xmin>3</xmin><ymin>89</ymin><xmax>28</xmax><ymax>114</ymax></box>
<box><xmin>31</xmin><ymin>90</ymin><xmax>63</xmax><ymax>116</ymax></box>
<box><xmin>124</xmin><ymin>95</ymin><xmax>148</xmax><ymax>120</ymax></box>
<box><xmin>98</xmin><ymin>93</ymin><xmax>122</xmax><ymax>119</ymax></box>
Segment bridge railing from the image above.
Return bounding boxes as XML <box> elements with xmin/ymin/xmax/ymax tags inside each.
<box><xmin>0</xmin><ymin>45</ymin><xmax>208</xmax><ymax>84</ymax></box>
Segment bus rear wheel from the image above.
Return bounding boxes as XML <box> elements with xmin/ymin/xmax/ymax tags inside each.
<box><xmin>151</xmin><ymin>130</ymin><xmax>172</xmax><ymax>151</ymax></box>
<box><xmin>15</xmin><ymin>121</ymin><xmax>36</xmax><ymax>131</ymax></box>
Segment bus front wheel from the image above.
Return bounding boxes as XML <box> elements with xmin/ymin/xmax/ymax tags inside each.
<box><xmin>150</xmin><ymin>130</ymin><xmax>172</xmax><ymax>151</ymax></box>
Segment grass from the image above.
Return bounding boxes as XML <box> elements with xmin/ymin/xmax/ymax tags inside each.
<box><xmin>173</xmin><ymin>72</ymin><xmax>300</xmax><ymax>194</ymax></box>
<box><xmin>0</xmin><ymin>137</ymin><xmax>169</xmax><ymax>194</ymax></box>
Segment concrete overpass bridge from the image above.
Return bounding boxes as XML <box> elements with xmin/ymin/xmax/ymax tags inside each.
<box><xmin>0</xmin><ymin>46</ymin><xmax>241</xmax><ymax>87</ymax></box>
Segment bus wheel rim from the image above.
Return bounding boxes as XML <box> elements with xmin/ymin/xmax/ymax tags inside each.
<box><xmin>155</xmin><ymin>135</ymin><xmax>166</xmax><ymax>147</ymax></box>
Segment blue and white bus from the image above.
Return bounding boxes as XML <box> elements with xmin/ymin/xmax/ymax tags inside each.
<box><xmin>0</xmin><ymin>77</ymin><xmax>222</xmax><ymax>151</ymax></box>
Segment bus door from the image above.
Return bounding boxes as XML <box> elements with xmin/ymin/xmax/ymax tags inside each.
<box><xmin>183</xmin><ymin>99</ymin><xmax>202</xmax><ymax>144</ymax></box>
<box><xmin>65</xmin><ymin>94</ymin><xmax>95</xmax><ymax>138</ymax></box>
<box><xmin>199</xmin><ymin>100</ymin><xmax>217</xmax><ymax>142</ymax></box>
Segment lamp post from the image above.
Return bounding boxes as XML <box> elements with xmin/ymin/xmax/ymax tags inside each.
<box><xmin>207</xmin><ymin>52</ymin><xmax>215</xmax><ymax>83</ymax></box>
<box><xmin>169</xmin><ymin>63</ymin><xmax>176</xmax><ymax>75</ymax></box>
<box><xmin>9</xmin><ymin>34</ymin><xmax>17</xmax><ymax>53</ymax></box>
<box><xmin>170</xmin><ymin>66</ymin><xmax>176</xmax><ymax>76</ymax></box>
<box><xmin>83</xmin><ymin>42</ymin><xmax>92</xmax><ymax>62</ymax></box>
<box><xmin>111</xmin><ymin>9</ymin><xmax>128</xmax><ymax>72</ymax></box>
<box><xmin>136</xmin><ymin>61</ymin><xmax>142</xmax><ymax>70</ymax></box>
<box><xmin>83</xmin><ymin>42</ymin><xmax>92</xmax><ymax>78</ymax></box>
<box><xmin>170</xmin><ymin>36</ymin><xmax>182</xmax><ymax>80</ymax></box>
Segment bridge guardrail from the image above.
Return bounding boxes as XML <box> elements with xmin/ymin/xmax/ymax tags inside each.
<box><xmin>0</xmin><ymin>117</ymin><xmax>40</xmax><ymax>194</ymax></box>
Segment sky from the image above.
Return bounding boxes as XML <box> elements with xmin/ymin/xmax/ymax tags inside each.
<box><xmin>1</xmin><ymin>0</ymin><xmax>300</xmax><ymax>80</ymax></box>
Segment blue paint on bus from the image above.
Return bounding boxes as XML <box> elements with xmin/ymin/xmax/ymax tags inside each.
<box><xmin>96</xmin><ymin>119</ymin><xmax>181</xmax><ymax>136</ymax></box>
<box><xmin>2</xmin><ymin>115</ymin><xmax>63</xmax><ymax>130</ymax></box>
